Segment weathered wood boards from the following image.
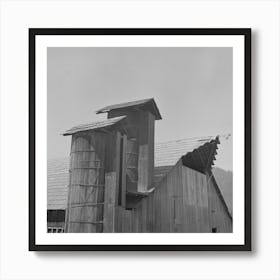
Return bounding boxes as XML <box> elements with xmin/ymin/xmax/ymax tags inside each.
<box><xmin>65</xmin><ymin>132</ymin><xmax>106</xmax><ymax>233</ymax></box>
<box><xmin>207</xmin><ymin>173</ymin><xmax>232</xmax><ymax>232</ymax></box>
<box><xmin>64</xmin><ymin>131</ymin><xmax>232</xmax><ymax>233</ymax></box>
<box><xmin>126</xmin><ymin>138</ymin><xmax>138</xmax><ymax>192</ymax></box>
<box><xmin>114</xmin><ymin>160</ymin><xmax>232</xmax><ymax>233</ymax></box>
<box><xmin>61</xmin><ymin>98</ymin><xmax>231</xmax><ymax>233</ymax></box>
<box><xmin>103</xmin><ymin>172</ymin><xmax>118</xmax><ymax>232</ymax></box>
<box><xmin>108</xmin><ymin>110</ymin><xmax>155</xmax><ymax>192</ymax></box>
<box><xmin>137</xmin><ymin>111</ymin><xmax>155</xmax><ymax>192</ymax></box>
<box><xmin>103</xmin><ymin>132</ymin><xmax>122</xmax><ymax>232</ymax></box>
<box><xmin>181</xmin><ymin>166</ymin><xmax>209</xmax><ymax>232</ymax></box>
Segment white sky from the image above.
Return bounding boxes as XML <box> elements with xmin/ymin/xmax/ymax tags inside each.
<box><xmin>47</xmin><ymin>47</ymin><xmax>232</xmax><ymax>171</ymax></box>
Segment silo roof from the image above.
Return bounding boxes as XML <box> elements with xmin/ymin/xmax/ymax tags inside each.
<box><xmin>63</xmin><ymin>115</ymin><xmax>126</xmax><ymax>136</ymax></box>
<box><xmin>96</xmin><ymin>98</ymin><xmax>162</xmax><ymax>120</ymax></box>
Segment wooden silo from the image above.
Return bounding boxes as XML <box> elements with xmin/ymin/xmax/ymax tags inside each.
<box><xmin>63</xmin><ymin>116</ymin><xmax>127</xmax><ymax>233</ymax></box>
<box><xmin>65</xmin><ymin>132</ymin><xmax>106</xmax><ymax>233</ymax></box>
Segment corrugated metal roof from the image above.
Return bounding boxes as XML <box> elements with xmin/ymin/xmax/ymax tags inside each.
<box><xmin>47</xmin><ymin>136</ymin><xmax>219</xmax><ymax>210</ymax></box>
<box><xmin>96</xmin><ymin>98</ymin><xmax>162</xmax><ymax>120</ymax></box>
<box><xmin>63</xmin><ymin>116</ymin><xmax>126</xmax><ymax>136</ymax></box>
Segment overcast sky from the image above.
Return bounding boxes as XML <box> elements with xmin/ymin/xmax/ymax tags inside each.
<box><xmin>47</xmin><ymin>47</ymin><xmax>232</xmax><ymax>171</ymax></box>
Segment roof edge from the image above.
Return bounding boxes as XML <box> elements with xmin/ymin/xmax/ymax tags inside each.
<box><xmin>62</xmin><ymin>115</ymin><xmax>126</xmax><ymax>136</ymax></box>
<box><xmin>95</xmin><ymin>98</ymin><xmax>162</xmax><ymax>120</ymax></box>
<box><xmin>181</xmin><ymin>135</ymin><xmax>220</xmax><ymax>173</ymax></box>
<box><xmin>209</xmin><ymin>172</ymin><xmax>232</xmax><ymax>220</ymax></box>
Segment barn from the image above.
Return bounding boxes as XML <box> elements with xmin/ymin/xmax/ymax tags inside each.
<box><xmin>47</xmin><ymin>98</ymin><xmax>232</xmax><ymax>233</ymax></box>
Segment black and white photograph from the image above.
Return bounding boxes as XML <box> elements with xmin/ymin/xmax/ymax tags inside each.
<box><xmin>47</xmin><ymin>47</ymin><xmax>233</xmax><ymax>234</ymax></box>
<box><xmin>29</xmin><ymin>29</ymin><xmax>251</xmax><ymax>250</ymax></box>
<box><xmin>5</xmin><ymin>0</ymin><xmax>280</xmax><ymax>278</ymax></box>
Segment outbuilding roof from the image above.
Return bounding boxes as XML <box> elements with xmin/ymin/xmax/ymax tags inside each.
<box><xmin>48</xmin><ymin>158</ymin><xmax>69</xmax><ymax>210</ymax></box>
<box><xmin>155</xmin><ymin>136</ymin><xmax>218</xmax><ymax>167</ymax></box>
<box><xmin>63</xmin><ymin>116</ymin><xmax>126</xmax><ymax>136</ymax></box>
<box><xmin>96</xmin><ymin>98</ymin><xmax>162</xmax><ymax>120</ymax></box>
<box><xmin>47</xmin><ymin>136</ymin><xmax>219</xmax><ymax>210</ymax></box>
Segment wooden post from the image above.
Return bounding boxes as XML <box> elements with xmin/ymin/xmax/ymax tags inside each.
<box><xmin>103</xmin><ymin>172</ymin><xmax>118</xmax><ymax>232</ymax></box>
<box><xmin>103</xmin><ymin>132</ymin><xmax>122</xmax><ymax>232</ymax></box>
<box><xmin>121</xmin><ymin>135</ymin><xmax>127</xmax><ymax>208</ymax></box>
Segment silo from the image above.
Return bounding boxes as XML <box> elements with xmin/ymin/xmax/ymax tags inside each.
<box><xmin>65</xmin><ymin>132</ymin><xmax>106</xmax><ymax>233</ymax></box>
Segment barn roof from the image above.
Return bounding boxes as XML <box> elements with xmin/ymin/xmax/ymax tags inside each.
<box><xmin>155</xmin><ymin>136</ymin><xmax>218</xmax><ymax>167</ymax></box>
<box><xmin>48</xmin><ymin>158</ymin><xmax>69</xmax><ymax>210</ymax></box>
<box><xmin>154</xmin><ymin>136</ymin><xmax>219</xmax><ymax>185</ymax></box>
<box><xmin>63</xmin><ymin>116</ymin><xmax>126</xmax><ymax>136</ymax></box>
<box><xmin>96</xmin><ymin>98</ymin><xmax>162</xmax><ymax>120</ymax></box>
<box><xmin>47</xmin><ymin>136</ymin><xmax>219</xmax><ymax>210</ymax></box>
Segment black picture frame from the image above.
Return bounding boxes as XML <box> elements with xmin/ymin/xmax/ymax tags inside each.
<box><xmin>29</xmin><ymin>28</ymin><xmax>251</xmax><ymax>251</ymax></box>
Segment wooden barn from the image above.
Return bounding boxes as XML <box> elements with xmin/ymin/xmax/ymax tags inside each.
<box><xmin>47</xmin><ymin>98</ymin><xmax>232</xmax><ymax>233</ymax></box>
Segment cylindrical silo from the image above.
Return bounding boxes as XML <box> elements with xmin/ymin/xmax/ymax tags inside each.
<box><xmin>65</xmin><ymin>131</ymin><xmax>106</xmax><ymax>233</ymax></box>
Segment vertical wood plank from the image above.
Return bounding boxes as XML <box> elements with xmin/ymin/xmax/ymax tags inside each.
<box><xmin>137</xmin><ymin>112</ymin><xmax>155</xmax><ymax>192</ymax></box>
<box><xmin>121</xmin><ymin>135</ymin><xmax>127</xmax><ymax>208</ymax></box>
<box><xmin>103</xmin><ymin>172</ymin><xmax>117</xmax><ymax>232</ymax></box>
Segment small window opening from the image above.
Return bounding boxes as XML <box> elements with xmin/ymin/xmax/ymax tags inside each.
<box><xmin>47</xmin><ymin>227</ymin><xmax>64</xmax><ymax>233</ymax></box>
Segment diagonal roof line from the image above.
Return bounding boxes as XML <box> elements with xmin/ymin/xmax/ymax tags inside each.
<box><xmin>155</xmin><ymin>135</ymin><xmax>219</xmax><ymax>167</ymax></box>
<box><xmin>62</xmin><ymin>116</ymin><xmax>126</xmax><ymax>136</ymax></box>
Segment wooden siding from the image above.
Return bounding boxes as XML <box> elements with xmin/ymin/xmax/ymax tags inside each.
<box><xmin>103</xmin><ymin>172</ymin><xmax>118</xmax><ymax>232</ymax></box>
<box><xmin>108</xmin><ymin>109</ymin><xmax>156</xmax><ymax>192</ymax></box>
<box><xmin>181</xmin><ymin>166</ymin><xmax>210</xmax><ymax>232</ymax></box>
<box><xmin>128</xmin><ymin>161</ymin><xmax>210</xmax><ymax>232</ymax></box>
<box><xmin>103</xmin><ymin>131</ymin><xmax>129</xmax><ymax>232</ymax></box>
<box><xmin>138</xmin><ymin>111</ymin><xmax>155</xmax><ymax>192</ymax></box>
<box><xmin>114</xmin><ymin>161</ymin><xmax>232</xmax><ymax>233</ymax></box>
<box><xmin>56</xmin><ymin>158</ymin><xmax>232</xmax><ymax>233</ymax></box>
<box><xmin>207</xmin><ymin>173</ymin><xmax>232</xmax><ymax>232</ymax></box>
<box><xmin>126</xmin><ymin>138</ymin><xmax>138</xmax><ymax>192</ymax></box>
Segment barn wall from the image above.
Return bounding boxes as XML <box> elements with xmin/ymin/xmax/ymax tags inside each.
<box><xmin>135</xmin><ymin>159</ymin><xmax>183</xmax><ymax>232</ymax></box>
<box><xmin>117</xmin><ymin>160</ymin><xmax>209</xmax><ymax>233</ymax></box>
<box><xmin>116</xmin><ymin>161</ymin><xmax>232</xmax><ymax>233</ymax></box>
<box><xmin>181</xmin><ymin>166</ymin><xmax>210</xmax><ymax>232</ymax></box>
<box><xmin>207</xmin><ymin>173</ymin><xmax>232</xmax><ymax>232</ymax></box>
<box><xmin>113</xmin><ymin>160</ymin><xmax>179</xmax><ymax>232</ymax></box>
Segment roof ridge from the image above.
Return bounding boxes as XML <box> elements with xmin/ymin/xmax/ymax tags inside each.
<box><xmin>155</xmin><ymin>135</ymin><xmax>218</xmax><ymax>145</ymax></box>
<box><xmin>95</xmin><ymin>98</ymin><xmax>162</xmax><ymax>120</ymax></box>
<box><xmin>95</xmin><ymin>98</ymin><xmax>153</xmax><ymax>113</ymax></box>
